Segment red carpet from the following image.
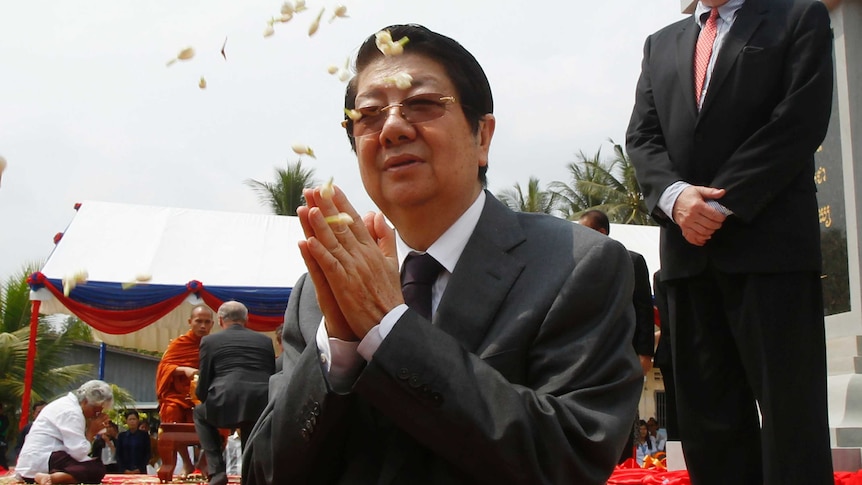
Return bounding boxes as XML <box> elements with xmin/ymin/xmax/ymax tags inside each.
<box><xmin>4</xmin><ymin>469</ymin><xmax>862</xmax><ymax>484</ymax></box>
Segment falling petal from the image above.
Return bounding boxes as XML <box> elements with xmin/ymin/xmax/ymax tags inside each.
<box><xmin>292</xmin><ymin>143</ymin><xmax>316</xmax><ymax>158</ymax></box>
<box><xmin>167</xmin><ymin>47</ymin><xmax>195</xmax><ymax>66</ymax></box>
<box><xmin>308</xmin><ymin>7</ymin><xmax>325</xmax><ymax>36</ymax></box>
<box><xmin>278</xmin><ymin>12</ymin><xmax>293</xmax><ymax>23</ymax></box>
<box><xmin>375</xmin><ymin>30</ymin><xmax>394</xmax><ymax>49</ymax></box>
<box><xmin>136</xmin><ymin>273</ymin><xmax>152</xmax><ymax>282</ymax></box>
<box><xmin>344</xmin><ymin>108</ymin><xmax>362</xmax><ymax>121</ymax></box>
<box><xmin>281</xmin><ymin>1</ymin><xmax>295</xmax><ymax>15</ymax></box>
<box><xmin>177</xmin><ymin>47</ymin><xmax>195</xmax><ymax>60</ymax></box>
<box><xmin>294</xmin><ymin>0</ymin><xmax>307</xmax><ymax>12</ymax></box>
<box><xmin>324</xmin><ymin>213</ymin><xmax>353</xmax><ymax>225</ymax></box>
<box><xmin>384</xmin><ymin>72</ymin><xmax>413</xmax><ymax>89</ymax></box>
<box><xmin>320</xmin><ymin>177</ymin><xmax>335</xmax><ymax>199</ymax></box>
<box><xmin>264</xmin><ymin>24</ymin><xmax>275</xmax><ymax>37</ymax></box>
<box><xmin>221</xmin><ymin>37</ymin><xmax>228</xmax><ymax>60</ymax></box>
<box><xmin>327</xmin><ymin>65</ymin><xmax>339</xmax><ymax>75</ymax></box>
<box><xmin>121</xmin><ymin>281</ymin><xmax>137</xmax><ymax>290</ymax></box>
<box><xmin>198</xmin><ymin>76</ymin><xmax>207</xmax><ymax>89</ymax></box>
<box><xmin>0</xmin><ymin>155</ymin><xmax>6</xmax><ymax>188</ymax></box>
<box><xmin>375</xmin><ymin>30</ymin><xmax>409</xmax><ymax>56</ymax></box>
<box><xmin>63</xmin><ymin>269</ymin><xmax>89</xmax><ymax>297</ymax></box>
<box><xmin>329</xmin><ymin>5</ymin><xmax>348</xmax><ymax>22</ymax></box>
<box><xmin>337</xmin><ymin>70</ymin><xmax>350</xmax><ymax>82</ymax></box>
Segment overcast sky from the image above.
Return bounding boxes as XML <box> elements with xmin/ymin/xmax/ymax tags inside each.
<box><xmin>0</xmin><ymin>1</ymin><xmax>687</xmax><ymax>281</ymax></box>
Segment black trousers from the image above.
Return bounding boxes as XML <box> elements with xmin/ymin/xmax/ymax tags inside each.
<box><xmin>667</xmin><ymin>268</ymin><xmax>832</xmax><ymax>485</ymax></box>
<box><xmin>193</xmin><ymin>406</ymin><xmax>254</xmax><ymax>478</ymax></box>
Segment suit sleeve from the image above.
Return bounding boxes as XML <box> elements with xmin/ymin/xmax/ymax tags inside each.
<box><xmin>196</xmin><ymin>338</ymin><xmax>212</xmax><ymax>403</ymax></box>
<box><xmin>626</xmin><ymin>33</ymin><xmax>685</xmax><ymax>218</ymax></box>
<box><xmin>709</xmin><ymin>1</ymin><xmax>833</xmax><ymax>221</ymax></box>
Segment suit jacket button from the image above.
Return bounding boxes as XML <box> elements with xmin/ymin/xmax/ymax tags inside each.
<box><xmin>408</xmin><ymin>374</ymin><xmax>422</xmax><ymax>388</ymax></box>
<box><xmin>397</xmin><ymin>368</ymin><xmax>410</xmax><ymax>380</ymax></box>
<box><xmin>300</xmin><ymin>428</ymin><xmax>310</xmax><ymax>442</ymax></box>
<box><xmin>430</xmin><ymin>392</ymin><xmax>443</xmax><ymax>407</ymax></box>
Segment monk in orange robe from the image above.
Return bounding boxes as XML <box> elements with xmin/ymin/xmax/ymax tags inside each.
<box><xmin>156</xmin><ymin>305</ymin><xmax>214</xmax><ymax>475</ymax></box>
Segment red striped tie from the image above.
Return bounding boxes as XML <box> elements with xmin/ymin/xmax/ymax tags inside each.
<box><xmin>694</xmin><ymin>8</ymin><xmax>720</xmax><ymax>107</ymax></box>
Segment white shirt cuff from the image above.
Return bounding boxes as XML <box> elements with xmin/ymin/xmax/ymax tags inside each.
<box><xmin>357</xmin><ymin>304</ymin><xmax>409</xmax><ymax>361</ymax></box>
<box><xmin>658</xmin><ymin>181</ymin><xmax>690</xmax><ymax>223</ymax></box>
<box><xmin>315</xmin><ymin>319</ymin><xmax>363</xmax><ymax>394</ymax></box>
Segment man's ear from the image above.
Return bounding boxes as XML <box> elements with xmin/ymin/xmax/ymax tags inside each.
<box><xmin>477</xmin><ymin>114</ymin><xmax>495</xmax><ymax>168</ymax></box>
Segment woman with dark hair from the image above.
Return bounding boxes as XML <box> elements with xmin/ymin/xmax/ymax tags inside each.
<box><xmin>635</xmin><ymin>419</ymin><xmax>657</xmax><ymax>466</ymax></box>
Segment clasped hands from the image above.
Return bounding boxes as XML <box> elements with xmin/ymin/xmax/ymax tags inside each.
<box><xmin>297</xmin><ymin>185</ymin><xmax>403</xmax><ymax>342</ymax></box>
<box><xmin>672</xmin><ymin>185</ymin><xmax>727</xmax><ymax>246</ymax></box>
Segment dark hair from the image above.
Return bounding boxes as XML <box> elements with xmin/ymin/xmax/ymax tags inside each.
<box><xmin>344</xmin><ymin>24</ymin><xmax>494</xmax><ymax>186</ymax></box>
<box><xmin>32</xmin><ymin>400</ymin><xmax>47</xmax><ymax>411</ymax></box>
<box><xmin>579</xmin><ymin>209</ymin><xmax>611</xmax><ymax>235</ymax></box>
<box><xmin>124</xmin><ymin>410</ymin><xmax>139</xmax><ymax>419</ymax></box>
<box><xmin>636</xmin><ymin>419</ymin><xmax>653</xmax><ymax>450</ymax></box>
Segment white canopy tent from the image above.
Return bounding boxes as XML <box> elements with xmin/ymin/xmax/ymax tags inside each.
<box><xmin>31</xmin><ymin>200</ymin><xmax>308</xmax><ymax>352</ymax></box>
<box><xmin>30</xmin><ymin>201</ymin><xmax>662</xmax><ymax>353</ymax></box>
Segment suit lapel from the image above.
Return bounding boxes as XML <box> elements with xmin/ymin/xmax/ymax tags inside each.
<box><xmin>676</xmin><ymin>17</ymin><xmax>700</xmax><ymax>120</ymax></box>
<box><xmin>378</xmin><ymin>195</ymin><xmax>525</xmax><ymax>485</ymax></box>
<box><xmin>433</xmin><ymin>193</ymin><xmax>526</xmax><ymax>352</ymax></box>
<box><xmin>700</xmin><ymin>0</ymin><xmax>768</xmax><ymax>116</ymax></box>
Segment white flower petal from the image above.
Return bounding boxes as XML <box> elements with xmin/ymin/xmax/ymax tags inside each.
<box><xmin>177</xmin><ymin>47</ymin><xmax>195</xmax><ymax>60</ymax></box>
<box><xmin>308</xmin><ymin>7</ymin><xmax>324</xmax><ymax>36</ymax></box>
<box><xmin>324</xmin><ymin>212</ymin><xmax>353</xmax><ymax>225</ymax></box>
<box><xmin>320</xmin><ymin>177</ymin><xmax>335</xmax><ymax>199</ymax></box>
<box><xmin>291</xmin><ymin>143</ymin><xmax>316</xmax><ymax>158</ymax></box>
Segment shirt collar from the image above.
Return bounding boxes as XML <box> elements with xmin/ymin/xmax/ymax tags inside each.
<box><xmin>396</xmin><ymin>190</ymin><xmax>485</xmax><ymax>274</ymax></box>
<box><xmin>695</xmin><ymin>0</ymin><xmax>746</xmax><ymax>27</ymax></box>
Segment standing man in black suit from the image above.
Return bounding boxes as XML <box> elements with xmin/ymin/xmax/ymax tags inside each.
<box><xmin>626</xmin><ymin>0</ymin><xmax>834</xmax><ymax>483</ymax></box>
<box><xmin>244</xmin><ymin>23</ymin><xmax>642</xmax><ymax>485</ymax></box>
<box><xmin>195</xmin><ymin>301</ymin><xmax>274</xmax><ymax>485</ymax></box>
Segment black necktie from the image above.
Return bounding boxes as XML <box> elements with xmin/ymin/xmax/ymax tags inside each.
<box><xmin>401</xmin><ymin>251</ymin><xmax>443</xmax><ymax>320</ymax></box>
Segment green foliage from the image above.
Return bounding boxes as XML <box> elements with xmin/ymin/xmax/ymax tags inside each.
<box><xmin>496</xmin><ymin>176</ymin><xmax>560</xmax><ymax>215</ymax></box>
<box><xmin>549</xmin><ymin>140</ymin><xmax>655</xmax><ymax>225</ymax></box>
<box><xmin>0</xmin><ymin>262</ymin><xmax>41</xmax><ymax>334</ymax></box>
<box><xmin>245</xmin><ymin>159</ymin><xmax>318</xmax><ymax>216</ymax></box>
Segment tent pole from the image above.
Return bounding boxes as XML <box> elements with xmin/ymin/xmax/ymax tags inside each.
<box><xmin>20</xmin><ymin>300</ymin><xmax>40</xmax><ymax>430</ymax></box>
<box><xmin>99</xmin><ymin>342</ymin><xmax>106</xmax><ymax>379</ymax></box>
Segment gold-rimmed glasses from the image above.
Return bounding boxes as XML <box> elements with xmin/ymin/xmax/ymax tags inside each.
<box><xmin>342</xmin><ymin>93</ymin><xmax>457</xmax><ymax>137</ymax></box>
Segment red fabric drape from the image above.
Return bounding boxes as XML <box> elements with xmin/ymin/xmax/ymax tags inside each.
<box><xmin>20</xmin><ymin>300</ymin><xmax>40</xmax><ymax>430</ymax></box>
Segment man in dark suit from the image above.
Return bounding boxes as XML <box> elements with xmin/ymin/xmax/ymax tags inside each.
<box><xmin>626</xmin><ymin>0</ymin><xmax>834</xmax><ymax>483</ymax></box>
<box><xmin>244</xmin><ymin>23</ymin><xmax>642</xmax><ymax>485</ymax></box>
<box><xmin>195</xmin><ymin>301</ymin><xmax>274</xmax><ymax>485</ymax></box>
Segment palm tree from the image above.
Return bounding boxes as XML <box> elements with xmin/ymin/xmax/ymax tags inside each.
<box><xmin>496</xmin><ymin>177</ymin><xmax>559</xmax><ymax>215</ymax></box>
<box><xmin>550</xmin><ymin>140</ymin><xmax>655</xmax><ymax>225</ymax></box>
<box><xmin>245</xmin><ymin>160</ymin><xmax>317</xmax><ymax>216</ymax></box>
